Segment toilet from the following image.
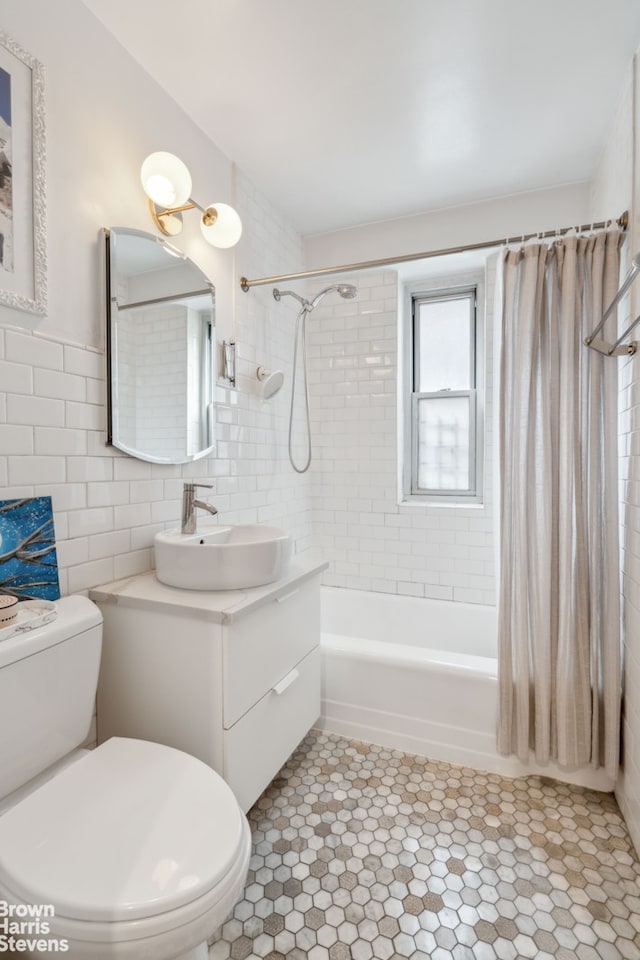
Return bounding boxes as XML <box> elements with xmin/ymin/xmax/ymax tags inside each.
<box><xmin>0</xmin><ymin>595</ymin><xmax>251</xmax><ymax>960</ymax></box>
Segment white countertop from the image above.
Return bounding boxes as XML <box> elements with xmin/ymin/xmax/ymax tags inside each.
<box><xmin>89</xmin><ymin>555</ymin><xmax>328</xmax><ymax>624</ymax></box>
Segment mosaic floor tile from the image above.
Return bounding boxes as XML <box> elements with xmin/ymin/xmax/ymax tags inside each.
<box><xmin>210</xmin><ymin>730</ymin><xmax>640</xmax><ymax>960</ymax></box>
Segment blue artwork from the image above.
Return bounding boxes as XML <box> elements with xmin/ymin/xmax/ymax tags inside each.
<box><xmin>0</xmin><ymin>497</ymin><xmax>60</xmax><ymax>601</ymax></box>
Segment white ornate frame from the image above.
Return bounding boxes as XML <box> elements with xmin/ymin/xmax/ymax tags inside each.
<box><xmin>0</xmin><ymin>32</ymin><xmax>46</xmax><ymax>316</ymax></box>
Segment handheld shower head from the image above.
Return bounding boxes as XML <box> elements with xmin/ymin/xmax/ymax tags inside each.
<box><xmin>310</xmin><ymin>283</ymin><xmax>358</xmax><ymax>309</ymax></box>
<box><xmin>273</xmin><ymin>283</ymin><xmax>358</xmax><ymax>312</ymax></box>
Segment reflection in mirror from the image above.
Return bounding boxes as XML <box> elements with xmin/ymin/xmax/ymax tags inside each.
<box><xmin>105</xmin><ymin>227</ymin><xmax>216</xmax><ymax>464</ymax></box>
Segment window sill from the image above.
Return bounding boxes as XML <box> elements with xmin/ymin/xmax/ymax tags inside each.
<box><xmin>399</xmin><ymin>497</ymin><xmax>485</xmax><ymax>510</ymax></box>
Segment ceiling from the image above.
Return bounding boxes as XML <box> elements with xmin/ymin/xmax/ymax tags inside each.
<box><xmin>82</xmin><ymin>0</ymin><xmax>640</xmax><ymax>238</ymax></box>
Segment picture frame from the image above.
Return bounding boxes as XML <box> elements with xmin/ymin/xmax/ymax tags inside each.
<box><xmin>0</xmin><ymin>32</ymin><xmax>46</xmax><ymax>317</ymax></box>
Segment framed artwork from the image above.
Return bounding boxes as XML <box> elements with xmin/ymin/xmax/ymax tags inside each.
<box><xmin>0</xmin><ymin>32</ymin><xmax>46</xmax><ymax>316</ymax></box>
<box><xmin>0</xmin><ymin>497</ymin><xmax>60</xmax><ymax>601</ymax></box>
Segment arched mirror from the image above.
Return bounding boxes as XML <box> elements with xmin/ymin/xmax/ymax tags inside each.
<box><xmin>105</xmin><ymin>227</ymin><xmax>216</xmax><ymax>464</ymax></box>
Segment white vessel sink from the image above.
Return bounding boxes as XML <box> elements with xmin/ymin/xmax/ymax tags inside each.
<box><xmin>154</xmin><ymin>524</ymin><xmax>292</xmax><ymax>591</ymax></box>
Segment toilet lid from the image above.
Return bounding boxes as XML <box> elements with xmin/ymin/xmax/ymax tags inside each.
<box><xmin>0</xmin><ymin>738</ymin><xmax>246</xmax><ymax>922</ymax></box>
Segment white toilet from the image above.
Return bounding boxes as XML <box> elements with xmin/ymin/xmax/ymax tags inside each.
<box><xmin>0</xmin><ymin>596</ymin><xmax>251</xmax><ymax>960</ymax></box>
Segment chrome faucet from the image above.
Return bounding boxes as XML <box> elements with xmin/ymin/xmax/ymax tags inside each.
<box><xmin>181</xmin><ymin>482</ymin><xmax>217</xmax><ymax>534</ymax></box>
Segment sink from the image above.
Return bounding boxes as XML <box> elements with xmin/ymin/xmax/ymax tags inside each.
<box><xmin>153</xmin><ymin>524</ymin><xmax>292</xmax><ymax>591</ymax></box>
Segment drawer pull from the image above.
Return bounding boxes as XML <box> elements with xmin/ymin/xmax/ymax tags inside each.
<box><xmin>275</xmin><ymin>588</ymin><xmax>299</xmax><ymax>604</ymax></box>
<box><xmin>272</xmin><ymin>668</ymin><xmax>299</xmax><ymax>696</ymax></box>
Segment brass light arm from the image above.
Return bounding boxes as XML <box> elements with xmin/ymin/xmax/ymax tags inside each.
<box><xmin>141</xmin><ymin>152</ymin><xmax>240</xmax><ymax>247</ymax></box>
<box><xmin>149</xmin><ymin>198</ymin><xmax>219</xmax><ymax>236</ymax></box>
<box><xmin>158</xmin><ymin>201</ymin><xmax>198</xmax><ymax>216</ymax></box>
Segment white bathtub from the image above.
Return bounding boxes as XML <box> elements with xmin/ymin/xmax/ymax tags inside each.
<box><xmin>319</xmin><ymin>586</ymin><xmax>613</xmax><ymax>791</ymax></box>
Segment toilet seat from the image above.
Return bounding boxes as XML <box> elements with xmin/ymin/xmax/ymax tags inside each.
<box><xmin>0</xmin><ymin>738</ymin><xmax>249</xmax><ymax>926</ymax></box>
<box><xmin>0</xmin><ymin>849</ymin><xmax>250</xmax><ymax>958</ymax></box>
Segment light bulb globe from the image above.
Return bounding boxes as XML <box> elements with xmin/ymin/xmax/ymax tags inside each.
<box><xmin>140</xmin><ymin>152</ymin><xmax>192</xmax><ymax>207</ymax></box>
<box><xmin>200</xmin><ymin>203</ymin><xmax>243</xmax><ymax>249</ymax></box>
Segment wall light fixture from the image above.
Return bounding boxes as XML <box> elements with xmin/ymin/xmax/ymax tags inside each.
<box><xmin>140</xmin><ymin>151</ymin><xmax>243</xmax><ymax>249</ymax></box>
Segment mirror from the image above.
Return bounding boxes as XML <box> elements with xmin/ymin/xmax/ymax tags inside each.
<box><xmin>105</xmin><ymin>227</ymin><xmax>216</xmax><ymax>464</ymax></box>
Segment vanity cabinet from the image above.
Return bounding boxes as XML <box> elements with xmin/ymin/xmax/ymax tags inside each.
<box><xmin>91</xmin><ymin>562</ymin><xmax>324</xmax><ymax>812</ymax></box>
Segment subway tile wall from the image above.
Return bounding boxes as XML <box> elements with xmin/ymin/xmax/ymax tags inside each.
<box><xmin>119</xmin><ymin>305</ymin><xmax>191</xmax><ymax>461</ymax></box>
<box><xmin>0</xmin><ymin>175</ymin><xmax>496</xmax><ymax>608</ymax></box>
<box><xmin>0</xmin><ymin>174</ymin><xmax>314</xmax><ymax>598</ymax></box>
<box><xmin>587</xmin><ymin>51</ymin><xmax>640</xmax><ymax>856</ymax></box>
<box><xmin>306</xmin><ymin>267</ymin><xmax>496</xmax><ymax>606</ymax></box>
<box><xmin>614</xmin><ymin>61</ymin><xmax>640</xmax><ymax>854</ymax></box>
<box><xmin>618</xmin><ymin>345</ymin><xmax>640</xmax><ymax>851</ymax></box>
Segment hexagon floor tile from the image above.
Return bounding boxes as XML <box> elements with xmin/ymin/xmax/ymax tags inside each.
<box><xmin>210</xmin><ymin>730</ymin><xmax>640</xmax><ymax>960</ymax></box>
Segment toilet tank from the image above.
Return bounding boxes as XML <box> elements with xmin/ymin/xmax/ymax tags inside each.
<box><xmin>0</xmin><ymin>595</ymin><xmax>103</xmax><ymax>800</ymax></box>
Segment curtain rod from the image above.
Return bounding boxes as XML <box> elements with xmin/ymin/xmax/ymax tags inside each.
<box><xmin>239</xmin><ymin>211</ymin><xmax>629</xmax><ymax>291</ymax></box>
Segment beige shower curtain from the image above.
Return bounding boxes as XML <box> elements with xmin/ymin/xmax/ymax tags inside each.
<box><xmin>498</xmin><ymin>229</ymin><xmax>623</xmax><ymax>778</ymax></box>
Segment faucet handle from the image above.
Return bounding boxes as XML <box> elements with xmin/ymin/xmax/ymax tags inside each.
<box><xmin>184</xmin><ymin>482</ymin><xmax>213</xmax><ymax>490</ymax></box>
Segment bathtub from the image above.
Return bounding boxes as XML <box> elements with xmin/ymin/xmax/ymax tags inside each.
<box><xmin>318</xmin><ymin>586</ymin><xmax>613</xmax><ymax>791</ymax></box>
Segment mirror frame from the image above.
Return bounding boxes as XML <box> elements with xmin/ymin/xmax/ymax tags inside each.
<box><xmin>104</xmin><ymin>227</ymin><xmax>216</xmax><ymax>464</ymax></box>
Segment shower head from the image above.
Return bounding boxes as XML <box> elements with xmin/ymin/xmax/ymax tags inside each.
<box><xmin>272</xmin><ymin>283</ymin><xmax>358</xmax><ymax>312</ymax></box>
<box><xmin>309</xmin><ymin>283</ymin><xmax>358</xmax><ymax>309</ymax></box>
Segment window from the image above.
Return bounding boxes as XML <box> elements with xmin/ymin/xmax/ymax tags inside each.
<box><xmin>404</xmin><ymin>282</ymin><xmax>483</xmax><ymax>502</ymax></box>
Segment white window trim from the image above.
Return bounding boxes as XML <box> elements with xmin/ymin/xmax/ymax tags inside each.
<box><xmin>399</xmin><ymin>270</ymin><xmax>485</xmax><ymax>507</ymax></box>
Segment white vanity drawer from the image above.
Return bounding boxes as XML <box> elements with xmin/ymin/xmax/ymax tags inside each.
<box><xmin>224</xmin><ymin>647</ymin><xmax>320</xmax><ymax>812</ymax></box>
<box><xmin>223</xmin><ymin>577</ymin><xmax>320</xmax><ymax>728</ymax></box>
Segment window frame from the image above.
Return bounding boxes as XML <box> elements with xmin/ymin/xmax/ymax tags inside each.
<box><xmin>401</xmin><ymin>275</ymin><xmax>485</xmax><ymax>505</ymax></box>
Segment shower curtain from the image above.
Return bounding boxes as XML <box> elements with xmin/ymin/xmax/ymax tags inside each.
<box><xmin>497</xmin><ymin>229</ymin><xmax>623</xmax><ymax>778</ymax></box>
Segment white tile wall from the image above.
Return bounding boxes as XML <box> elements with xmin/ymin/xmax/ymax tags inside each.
<box><xmin>130</xmin><ymin>305</ymin><xmax>189</xmax><ymax>460</ymax></box>
<box><xmin>616</xmin><ymin>320</ymin><xmax>640</xmax><ymax>850</ymax></box>
<box><xmin>612</xmin><ymin>56</ymin><xmax>640</xmax><ymax>855</ymax></box>
<box><xmin>0</xmin><ymin>173</ymin><xmax>313</xmax><ymax>598</ymax></box>
<box><xmin>590</xmin><ymin>49</ymin><xmax>640</xmax><ymax>853</ymax></box>
<box><xmin>306</xmin><ymin>268</ymin><xmax>496</xmax><ymax>605</ymax></box>
<box><xmin>618</xmin><ymin>324</ymin><xmax>640</xmax><ymax>855</ymax></box>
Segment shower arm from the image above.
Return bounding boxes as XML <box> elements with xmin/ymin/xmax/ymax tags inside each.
<box><xmin>272</xmin><ymin>288</ymin><xmax>309</xmax><ymax>308</ymax></box>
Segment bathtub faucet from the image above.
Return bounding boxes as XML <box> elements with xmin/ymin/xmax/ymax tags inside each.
<box><xmin>181</xmin><ymin>482</ymin><xmax>217</xmax><ymax>534</ymax></box>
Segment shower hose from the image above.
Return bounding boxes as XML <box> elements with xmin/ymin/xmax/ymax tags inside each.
<box><xmin>288</xmin><ymin>304</ymin><xmax>312</xmax><ymax>473</ymax></box>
